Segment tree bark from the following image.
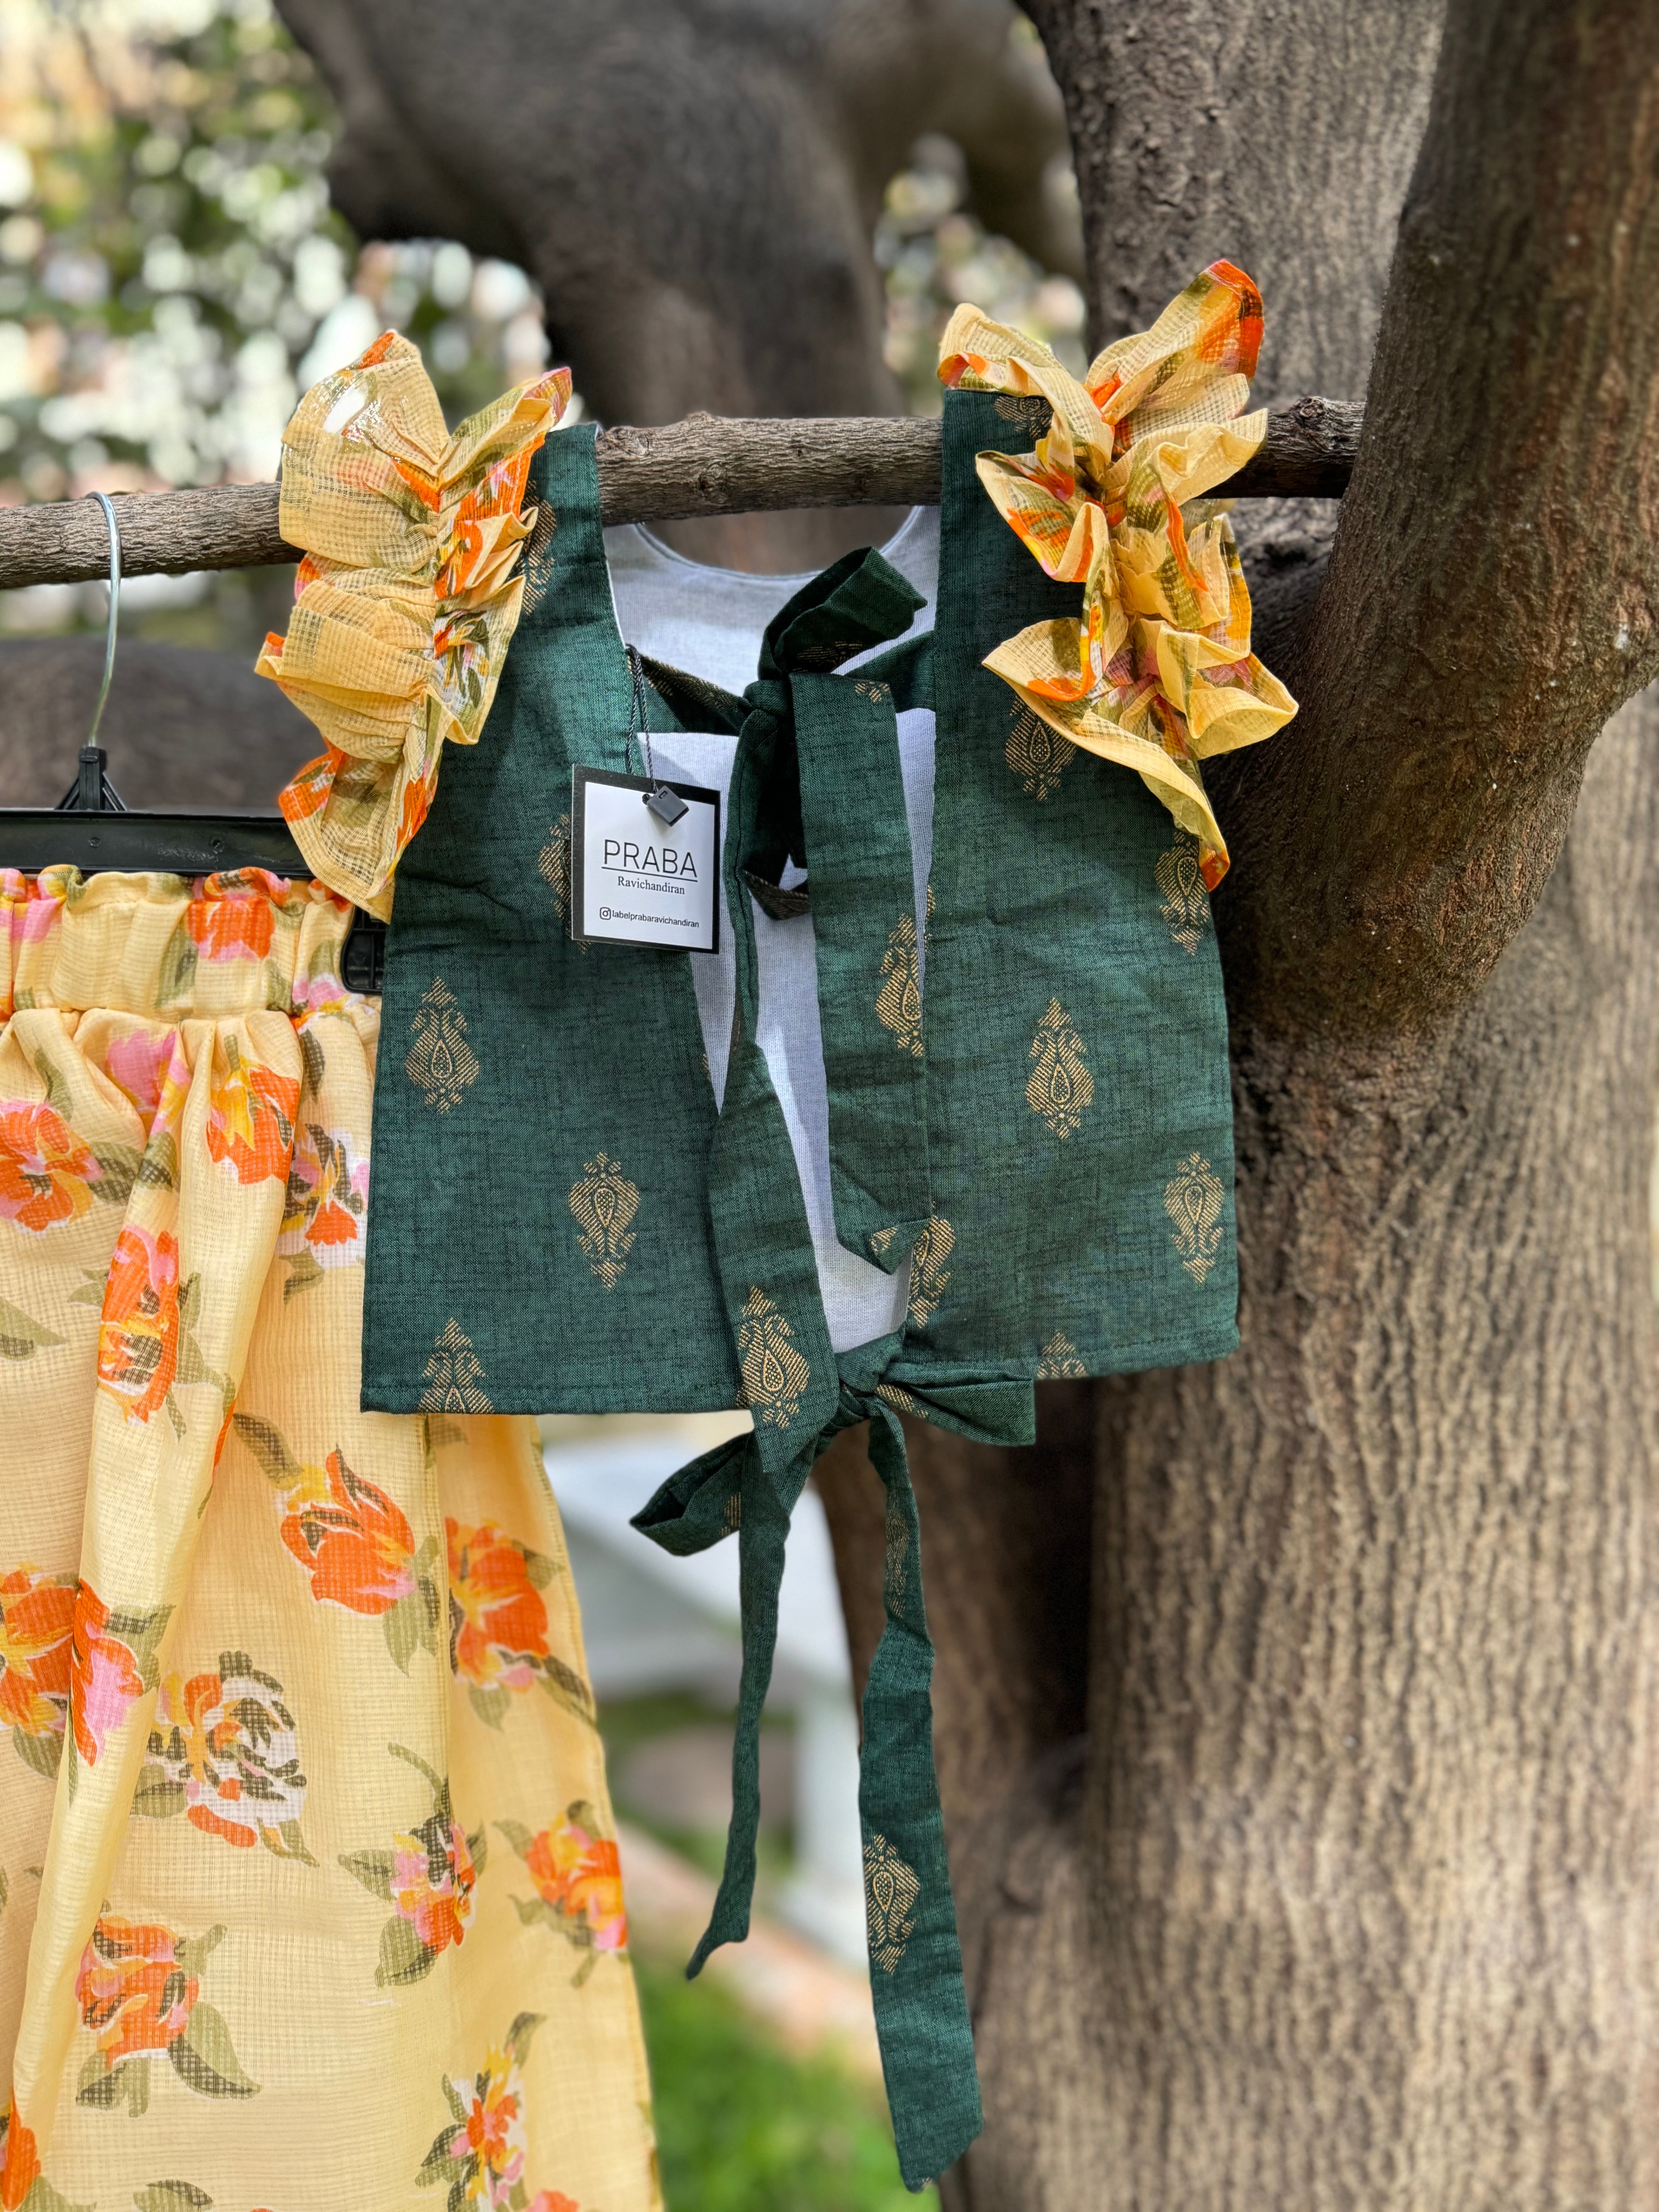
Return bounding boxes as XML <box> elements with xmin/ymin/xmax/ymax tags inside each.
<box><xmin>1024</xmin><ymin>0</ymin><xmax>1446</xmax><ymax>399</ymax></box>
<box><xmin>1230</xmin><ymin>0</ymin><xmax>1659</xmax><ymax>1030</ymax></box>
<box><xmin>827</xmin><ymin>3</ymin><xmax>1659</xmax><ymax>2208</ymax></box>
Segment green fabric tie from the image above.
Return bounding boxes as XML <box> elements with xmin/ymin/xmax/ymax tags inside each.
<box><xmin>631</xmin><ymin>551</ymin><xmax>1032</xmax><ymax>2188</ymax></box>
<box><xmin>634</xmin><ymin>1345</ymin><xmax>1031</xmax><ymax>2192</ymax></box>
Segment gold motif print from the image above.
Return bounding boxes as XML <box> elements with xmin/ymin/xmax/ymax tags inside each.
<box><xmin>1164</xmin><ymin>1153</ymin><xmax>1226</xmax><ymax>1282</ymax></box>
<box><xmin>519</xmin><ymin>498</ymin><xmax>558</xmax><ymax>615</ymax></box>
<box><xmin>567</xmin><ymin>1152</ymin><xmax>639</xmax><ymax>1289</ymax></box>
<box><xmin>876</xmin><ymin>912</ymin><xmax>924</xmax><ymax>1057</ymax></box>
<box><xmin>1037</xmin><ymin>1331</ymin><xmax>1087</xmax><ymax>1379</ymax></box>
<box><xmin>737</xmin><ymin>1287</ymin><xmax>811</xmax><ymax>1431</ymax></box>
<box><xmin>883</xmin><ymin>1492</ymin><xmax>911</xmax><ymax>1602</ymax></box>
<box><xmin>793</xmin><ymin>638</ymin><xmax>866</xmax><ymax>673</ymax></box>
<box><xmin>418</xmin><ymin>1319</ymin><xmax>493</xmax><ymax>1413</ymax></box>
<box><xmin>1006</xmin><ymin>704</ymin><xmax>1076</xmax><ymax>800</ymax></box>
<box><xmin>864</xmin><ymin>1833</ymin><xmax>920</xmax><ymax>1974</ymax></box>
<box><xmin>1026</xmin><ymin>1000</ymin><xmax>1094</xmax><ymax>1139</ymax></box>
<box><xmin>1155</xmin><ymin>831</ymin><xmax>1210</xmax><ymax>954</ymax></box>
<box><xmin>907</xmin><ymin>1215</ymin><xmax>955</xmax><ymax>1329</ymax></box>
<box><xmin>537</xmin><ymin>814</ymin><xmax>572</xmax><ymax>926</ymax></box>
<box><xmin>406</xmin><ymin>979</ymin><xmax>479</xmax><ymax>1113</ymax></box>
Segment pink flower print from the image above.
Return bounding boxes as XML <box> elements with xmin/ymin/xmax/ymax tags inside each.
<box><xmin>105</xmin><ymin>1028</ymin><xmax>178</xmax><ymax>1121</ymax></box>
<box><xmin>16</xmin><ymin>894</ymin><xmax>58</xmax><ymax>945</ymax></box>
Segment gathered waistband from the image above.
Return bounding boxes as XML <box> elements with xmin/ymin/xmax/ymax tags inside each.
<box><xmin>0</xmin><ymin>868</ymin><xmax>359</xmax><ymax>1021</ymax></box>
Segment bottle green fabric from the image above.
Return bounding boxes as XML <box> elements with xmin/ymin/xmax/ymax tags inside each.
<box><xmin>904</xmin><ymin>386</ymin><xmax>1239</xmax><ymax>1381</ymax></box>
<box><xmin>627</xmin><ymin>554</ymin><xmax>1036</xmax><ymax>2185</ymax></box>
<box><xmin>356</xmin><ymin>391</ymin><xmax>1243</xmax><ymax>2190</ymax></box>
<box><xmin>359</xmin><ymin>423</ymin><xmax>742</xmax><ymax>1415</ymax></box>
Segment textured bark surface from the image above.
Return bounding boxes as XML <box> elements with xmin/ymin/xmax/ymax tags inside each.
<box><xmin>0</xmin><ymin>401</ymin><xmax>1359</xmax><ymax>589</ymax></box>
<box><xmin>1024</xmin><ymin>0</ymin><xmax>1445</xmax><ymax>402</ymax></box>
<box><xmin>1230</xmin><ymin>0</ymin><xmax>1659</xmax><ymax>1030</ymax></box>
<box><xmin>810</xmin><ymin>3</ymin><xmax>1659</xmax><ymax>2209</ymax></box>
<box><xmin>949</xmin><ymin>693</ymin><xmax>1659</xmax><ymax>2212</ymax></box>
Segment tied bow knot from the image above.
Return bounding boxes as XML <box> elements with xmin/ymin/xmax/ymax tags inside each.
<box><xmin>632</xmin><ymin>1344</ymin><xmax>1031</xmax><ymax>2190</ymax></box>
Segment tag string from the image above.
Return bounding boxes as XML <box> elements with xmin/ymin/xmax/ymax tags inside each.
<box><xmin>625</xmin><ymin>644</ymin><xmax>656</xmax><ymax>785</ymax></box>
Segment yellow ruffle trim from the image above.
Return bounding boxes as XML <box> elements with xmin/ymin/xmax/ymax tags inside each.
<box><xmin>938</xmin><ymin>260</ymin><xmax>1296</xmax><ymax>888</ymax></box>
<box><xmin>257</xmin><ymin>331</ymin><xmax>572</xmax><ymax>918</ymax></box>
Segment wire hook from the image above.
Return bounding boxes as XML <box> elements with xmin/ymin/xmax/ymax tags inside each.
<box><xmin>86</xmin><ymin>488</ymin><xmax>120</xmax><ymax>748</ymax></box>
<box><xmin>56</xmin><ymin>489</ymin><xmax>125</xmax><ymax>813</ymax></box>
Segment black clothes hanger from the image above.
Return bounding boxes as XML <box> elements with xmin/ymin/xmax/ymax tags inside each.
<box><xmin>0</xmin><ymin>492</ymin><xmax>384</xmax><ymax>990</ymax></box>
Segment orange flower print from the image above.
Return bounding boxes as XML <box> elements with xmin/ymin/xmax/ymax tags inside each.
<box><xmin>69</xmin><ymin>1585</ymin><xmax>167</xmax><ymax>1771</ymax></box>
<box><xmin>140</xmin><ymin>1653</ymin><xmax>312</xmax><ymax>1861</ymax></box>
<box><xmin>447</xmin><ymin>1521</ymin><xmax>592</xmax><ymax>1730</ymax></box>
<box><xmin>448</xmin><ymin>1520</ymin><xmax>548</xmax><ymax>1690</ymax></box>
<box><xmin>0</xmin><ymin>1102</ymin><xmax>101</xmax><ymax>1235</ymax></box>
<box><xmin>278</xmin><ymin>745</ymin><xmax>345</xmax><ymax>826</ymax></box>
<box><xmin>418</xmin><ymin>2014</ymin><xmax>555</xmax><ymax>2208</ymax></box>
<box><xmin>282</xmin><ymin>1450</ymin><xmax>415</xmax><ymax>1614</ymax></box>
<box><xmin>393</xmin><ymin>1814</ymin><xmax>478</xmax><ymax>1958</ymax></box>
<box><xmin>399</xmin><ymin>768</ymin><xmax>433</xmax><ymax>850</ymax></box>
<box><xmin>0</xmin><ymin>1566</ymin><xmax>76</xmax><ymax>1779</ymax></box>
<box><xmin>184</xmin><ymin>887</ymin><xmax>275</xmax><ymax>963</ymax></box>
<box><xmin>278</xmin><ymin>1121</ymin><xmax>368</xmax><ymax>1296</ymax></box>
<box><xmin>396</xmin><ymin>1814</ymin><xmax>480</xmax><ymax>1955</ymax></box>
<box><xmin>526</xmin><ymin>1821</ymin><xmax>626</xmax><ymax>1953</ymax></box>
<box><xmin>341</xmin><ymin>1745</ymin><xmax>484</xmax><ymax>1986</ymax></box>
<box><xmin>204</xmin><ymin>1040</ymin><xmax>299</xmax><ymax>1186</ymax></box>
<box><xmin>0</xmin><ymin>2102</ymin><xmax>39</xmax><ymax>2212</ymax></box>
<box><xmin>76</xmin><ymin>1916</ymin><xmax>255</xmax><ymax>2111</ymax></box>
<box><xmin>499</xmin><ymin>1806</ymin><xmax>626</xmax><ymax>1978</ymax></box>
<box><xmin>231</xmin><ymin>1416</ymin><xmax>441</xmax><ymax>1673</ymax></box>
<box><xmin>77</xmin><ymin>1917</ymin><xmax>198</xmax><ymax>2064</ymax></box>
<box><xmin>97</xmin><ymin>1224</ymin><xmax>181</xmax><ymax>1425</ymax></box>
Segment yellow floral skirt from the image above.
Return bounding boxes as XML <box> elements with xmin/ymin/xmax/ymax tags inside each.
<box><xmin>0</xmin><ymin>870</ymin><xmax>657</xmax><ymax>2212</ymax></box>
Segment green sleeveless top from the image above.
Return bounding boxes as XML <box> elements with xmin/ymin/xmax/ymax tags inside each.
<box><xmin>359</xmin><ymin>424</ymin><xmax>740</xmax><ymax>1417</ymax></box>
<box><xmin>360</xmin><ymin>397</ymin><xmax>1239</xmax><ymax>2190</ymax></box>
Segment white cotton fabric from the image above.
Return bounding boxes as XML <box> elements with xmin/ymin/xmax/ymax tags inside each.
<box><xmin>603</xmin><ymin>512</ymin><xmax>939</xmax><ymax>1354</ymax></box>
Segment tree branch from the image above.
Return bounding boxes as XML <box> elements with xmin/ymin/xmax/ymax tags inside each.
<box><xmin>1228</xmin><ymin>0</ymin><xmax>1659</xmax><ymax>1033</ymax></box>
<box><xmin>0</xmin><ymin>398</ymin><xmax>1360</xmax><ymax>590</ymax></box>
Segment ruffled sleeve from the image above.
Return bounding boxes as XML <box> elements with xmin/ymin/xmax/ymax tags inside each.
<box><xmin>256</xmin><ymin>331</ymin><xmax>572</xmax><ymax>917</ymax></box>
<box><xmin>939</xmin><ymin>261</ymin><xmax>1295</xmax><ymax>889</ymax></box>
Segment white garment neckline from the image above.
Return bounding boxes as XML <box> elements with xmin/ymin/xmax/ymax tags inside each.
<box><xmin>623</xmin><ymin>505</ymin><xmax>933</xmax><ymax>592</ymax></box>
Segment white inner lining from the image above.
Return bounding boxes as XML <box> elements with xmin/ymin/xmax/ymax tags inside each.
<box><xmin>598</xmin><ymin>512</ymin><xmax>940</xmax><ymax>1353</ymax></box>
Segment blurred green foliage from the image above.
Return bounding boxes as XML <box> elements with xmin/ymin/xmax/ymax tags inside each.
<box><xmin>637</xmin><ymin>1958</ymin><xmax>932</xmax><ymax>2212</ymax></box>
<box><xmin>878</xmin><ymin>129</ymin><xmax>1086</xmax><ymax>414</ymax></box>
<box><xmin>0</xmin><ymin>0</ymin><xmax>549</xmax><ymax>512</ymax></box>
<box><xmin>0</xmin><ymin>0</ymin><xmax>1082</xmax><ymax>515</ymax></box>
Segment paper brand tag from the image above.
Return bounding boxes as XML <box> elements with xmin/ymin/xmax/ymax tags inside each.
<box><xmin>570</xmin><ymin>764</ymin><xmax>721</xmax><ymax>955</ymax></box>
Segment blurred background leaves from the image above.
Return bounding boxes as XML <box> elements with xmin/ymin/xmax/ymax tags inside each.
<box><xmin>0</xmin><ymin>0</ymin><xmax>1083</xmax><ymax>648</ymax></box>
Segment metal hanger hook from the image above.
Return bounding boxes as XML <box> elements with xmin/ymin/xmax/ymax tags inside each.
<box><xmin>85</xmin><ymin>488</ymin><xmax>120</xmax><ymax>749</ymax></box>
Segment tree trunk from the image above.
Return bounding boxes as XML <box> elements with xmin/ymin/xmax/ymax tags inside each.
<box><xmin>813</xmin><ymin>2</ymin><xmax>1659</xmax><ymax>2204</ymax></box>
<box><xmin>952</xmin><ymin>693</ymin><xmax>1659</xmax><ymax>2207</ymax></box>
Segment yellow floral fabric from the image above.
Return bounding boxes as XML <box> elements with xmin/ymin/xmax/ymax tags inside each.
<box><xmin>256</xmin><ymin>334</ymin><xmax>572</xmax><ymax>920</ymax></box>
<box><xmin>938</xmin><ymin>261</ymin><xmax>1297</xmax><ymax>887</ymax></box>
<box><xmin>0</xmin><ymin>868</ymin><xmax>657</xmax><ymax>2212</ymax></box>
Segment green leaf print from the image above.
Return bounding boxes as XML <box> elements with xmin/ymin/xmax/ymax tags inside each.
<box><xmin>0</xmin><ymin>1296</ymin><xmax>65</xmax><ymax>1362</ymax></box>
<box><xmin>166</xmin><ymin>2000</ymin><xmax>258</xmax><ymax>2099</ymax></box>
